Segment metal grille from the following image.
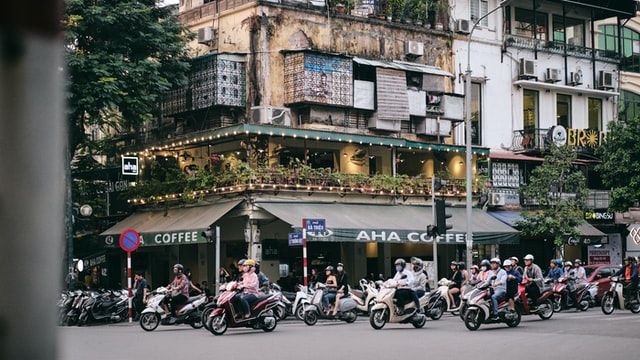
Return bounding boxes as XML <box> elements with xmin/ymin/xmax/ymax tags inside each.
<box><xmin>284</xmin><ymin>52</ymin><xmax>353</xmax><ymax>106</ymax></box>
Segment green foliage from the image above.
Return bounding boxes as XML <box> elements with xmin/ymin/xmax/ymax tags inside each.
<box><xmin>595</xmin><ymin>116</ymin><xmax>640</xmax><ymax>211</ymax></box>
<box><xmin>516</xmin><ymin>144</ymin><xmax>589</xmax><ymax>249</ymax></box>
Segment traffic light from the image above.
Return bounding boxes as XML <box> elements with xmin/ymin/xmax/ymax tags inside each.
<box><xmin>435</xmin><ymin>199</ymin><xmax>453</xmax><ymax>235</ymax></box>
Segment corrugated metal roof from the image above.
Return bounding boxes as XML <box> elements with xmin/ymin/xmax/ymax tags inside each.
<box><xmin>353</xmin><ymin>57</ymin><xmax>454</xmax><ymax>78</ymax></box>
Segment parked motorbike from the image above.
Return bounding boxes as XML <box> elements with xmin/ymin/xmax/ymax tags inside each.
<box><xmin>206</xmin><ymin>282</ymin><xmax>279</xmax><ymax>335</ymax></box>
<box><xmin>601</xmin><ymin>276</ymin><xmax>640</xmax><ymax>315</ymax></box>
<box><xmin>303</xmin><ymin>283</ymin><xmax>358</xmax><ymax>325</ymax></box>
<box><xmin>269</xmin><ymin>283</ymin><xmax>289</xmax><ymax>320</ymax></box>
<box><xmin>424</xmin><ymin>278</ymin><xmax>460</xmax><ymax>320</ymax></box>
<box><xmin>290</xmin><ymin>284</ymin><xmax>312</xmax><ymax>320</ymax></box>
<box><xmin>516</xmin><ymin>279</ymin><xmax>554</xmax><ymax>319</ymax></box>
<box><xmin>350</xmin><ymin>279</ymin><xmax>379</xmax><ymax>315</ymax></box>
<box><xmin>462</xmin><ymin>278</ymin><xmax>521</xmax><ymax>331</ymax></box>
<box><xmin>369</xmin><ymin>279</ymin><xmax>427</xmax><ymax>329</ymax></box>
<box><xmin>79</xmin><ymin>289</ymin><xmax>128</xmax><ymax>325</ymax></box>
<box><xmin>139</xmin><ymin>287</ymin><xmax>207</xmax><ymax>331</ymax></box>
<box><xmin>552</xmin><ymin>276</ymin><xmax>593</xmax><ymax>312</ymax></box>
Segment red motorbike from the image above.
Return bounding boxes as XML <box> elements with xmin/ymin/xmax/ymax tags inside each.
<box><xmin>552</xmin><ymin>276</ymin><xmax>592</xmax><ymax>312</ymax></box>
<box><xmin>515</xmin><ymin>278</ymin><xmax>554</xmax><ymax>319</ymax></box>
<box><xmin>206</xmin><ymin>282</ymin><xmax>279</xmax><ymax>335</ymax></box>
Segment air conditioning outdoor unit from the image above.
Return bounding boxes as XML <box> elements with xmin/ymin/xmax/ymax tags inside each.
<box><xmin>197</xmin><ymin>26</ymin><xmax>216</xmax><ymax>44</ymax></box>
<box><xmin>455</xmin><ymin>19</ymin><xmax>471</xmax><ymax>34</ymax></box>
<box><xmin>519</xmin><ymin>59</ymin><xmax>537</xmax><ymax>79</ymax></box>
<box><xmin>598</xmin><ymin>70</ymin><xmax>615</xmax><ymax>89</ymax></box>
<box><xmin>488</xmin><ymin>192</ymin><xmax>505</xmax><ymax>206</ymax></box>
<box><xmin>569</xmin><ymin>69</ymin><xmax>583</xmax><ymax>86</ymax></box>
<box><xmin>250</xmin><ymin>106</ymin><xmax>292</xmax><ymax>126</ymax></box>
<box><xmin>545</xmin><ymin>68</ymin><xmax>561</xmax><ymax>83</ymax></box>
<box><xmin>405</xmin><ymin>41</ymin><xmax>424</xmax><ymax>57</ymax></box>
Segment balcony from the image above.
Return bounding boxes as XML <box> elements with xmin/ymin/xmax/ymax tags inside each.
<box><xmin>511</xmin><ymin>128</ymin><xmax>549</xmax><ymax>152</ymax></box>
<box><xmin>504</xmin><ymin>35</ymin><xmax>619</xmax><ymax>63</ymax></box>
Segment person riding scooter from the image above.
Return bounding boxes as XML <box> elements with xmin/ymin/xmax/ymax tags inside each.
<box><xmin>331</xmin><ymin>263</ymin><xmax>349</xmax><ymax>317</ymax></box>
<box><xmin>321</xmin><ymin>266</ymin><xmax>338</xmax><ymax>315</ymax></box>
<box><xmin>162</xmin><ymin>264</ymin><xmax>189</xmax><ymax>319</ymax></box>
<box><xmin>447</xmin><ymin>261</ymin><xmax>463</xmax><ymax>308</ymax></box>
<box><xmin>523</xmin><ymin>254</ymin><xmax>543</xmax><ymax>307</ymax></box>
<box><xmin>236</xmin><ymin>259</ymin><xmax>260</xmax><ymax>319</ymax></box>
<box><xmin>613</xmin><ymin>256</ymin><xmax>638</xmax><ymax>300</ymax></box>
<box><xmin>392</xmin><ymin>258</ymin><xmax>414</xmax><ymax>315</ymax></box>
<box><xmin>488</xmin><ymin>258</ymin><xmax>507</xmax><ymax>321</ymax></box>
<box><xmin>411</xmin><ymin>257</ymin><xmax>427</xmax><ymax>313</ymax></box>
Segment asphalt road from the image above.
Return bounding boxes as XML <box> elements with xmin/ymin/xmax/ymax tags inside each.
<box><xmin>58</xmin><ymin>310</ymin><xmax>638</xmax><ymax>360</ymax></box>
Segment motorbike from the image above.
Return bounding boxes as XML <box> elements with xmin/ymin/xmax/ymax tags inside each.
<box><xmin>424</xmin><ymin>278</ymin><xmax>460</xmax><ymax>320</ymax></box>
<box><xmin>369</xmin><ymin>279</ymin><xmax>427</xmax><ymax>329</ymax></box>
<box><xmin>462</xmin><ymin>278</ymin><xmax>521</xmax><ymax>331</ymax></box>
<box><xmin>601</xmin><ymin>276</ymin><xmax>640</xmax><ymax>315</ymax></box>
<box><xmin>552</xmin><ymin>276</ymin><xmax>593</xmax><ymax>312</ymax></box>
<box><xmin>349</xmin><ymin>279</ymin><xmax>379</xmax><ymax>315</ymax></box>
<box><xmin>269</xmin><ymin>283</ymin><xmax>289</xmax><ymax>320</ymax></box>
<box><xmin>458</xmin><ymin>279</ymin><xmax>483</xmax><ymax>319</ymax></box>
<box><xmin>79</xmin><ymin>289</ymin><xmax>128</xmax><ymax>325</ymax></box>
<box><xmin>303</xmin><ymin>283</ymin><xmax>358</xmax><ymax>325</ymax></box>
<box><xmin>515</xmin><ymin>278</ymin><xmax>554</xmax><ymax>319</ymax></box>
<box><xmin>206</xmin><ymin>282</ymin><xmax>279</xmax><ymax>335</ymax></box>
<box><xmin>139</xmin><ymin>287</ymin><xmax>208</xmax><ymax>331</ymax></box>
<box><xmin>290</xmin><ymin>284</ymin><xmax>312</xmax><ymax>320</ymax></box>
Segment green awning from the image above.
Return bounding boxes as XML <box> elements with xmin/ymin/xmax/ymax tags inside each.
<box><xmin>100</xmin><ymin>200</ymin><xmax>242</xmax><ymax>247</ymax></box>
<box><xmin>256</xmin><ymin>201</ymin><xmax>519</xmax><ymax>244</ymax></box>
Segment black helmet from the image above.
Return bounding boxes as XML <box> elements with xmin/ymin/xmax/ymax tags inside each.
<box><xmin>625</xmin><ymin>256</ymin><xmax>635</xmax><ymax>262</ymax></box>
<box><xmin>173</xmin><ymin>264</ymin><xmax>184</xmax><ymax>272</ymax></box>
<box><xmin>457</xmin><ymin>261</ymin><xmax>466</xmax><ymax>270</ymax></box>
<box><xmin>394</xmin><ymin>258</ymin><xmax>406</xmax><ymax>267</ymax></box>
<box><xmin>324</xmin><ymin>266</ymin><xmax>334</xmax><ymax>272</ymax></box>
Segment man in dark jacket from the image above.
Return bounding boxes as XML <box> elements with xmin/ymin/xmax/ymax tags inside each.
<box><xmin>614</xmin><ymin>256</ymin><xmax>638</xmax><ymax>299</ymax></box>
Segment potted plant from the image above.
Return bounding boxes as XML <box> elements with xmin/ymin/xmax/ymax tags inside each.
<box><xmin>429</xmin><ymin>0</ymin><xmax>448</xmax><ymax>30</ymax></box>
<box><xmin>388</xmin><ymin>0</ymin><xmax>404</xmax><ymax>22</ymax></box>
<box><xmin>335</xmin><ymin>3</ymin><xmax>346</xmax><ymax>14</ymax></box>
<box><xmin>412</xmin><ymin>1</ymin><xmax>427</xmax><ymax>26</ymax></box>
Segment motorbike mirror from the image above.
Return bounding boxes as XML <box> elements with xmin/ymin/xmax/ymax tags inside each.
<box><xmin>76</xmin><ymin>259</ymin><xmax>84</xmax><ymax>272</ymax></box>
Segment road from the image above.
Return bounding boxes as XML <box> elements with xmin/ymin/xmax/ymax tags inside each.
<box><xmin>59</xmin><ymin>310</ymin><xmax>637</xmax><ymax>360</ymax></box>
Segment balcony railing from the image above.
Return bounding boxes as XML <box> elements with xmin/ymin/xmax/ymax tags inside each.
<box><xmin>511</xmin><ymin>128</ymin><xmax>549</xmax><ymax>152</ymax></box>
<box><xmin>504</xmin><ymin>35</ymin><xmax>619</xmax><ymax>62</ymax></box>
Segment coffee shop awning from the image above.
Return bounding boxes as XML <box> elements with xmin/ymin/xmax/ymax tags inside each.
<box><xmin>256</xmin><ymin>202</ymin><xmax>519</xmax><ymax>244</ymax></box>
<box><xmin>100</xmin><ymin>200</ymin><xmax>242</xmax><ymax>247</ymax></box>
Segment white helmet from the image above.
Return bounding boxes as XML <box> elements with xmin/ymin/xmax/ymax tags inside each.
<box><xmin>490</xmin><ymin>257</ymin><xmax>501</xmax><ymax>264</ymax></box>
<box><xmin>524</xmin><ymin>254</ymin><xmax>534</xmax><ymax>261</ymax></box>
<box><xmin>503</xmin><ymin>259</ymin><xmax>512</xmax><ymax>267</ymax></box>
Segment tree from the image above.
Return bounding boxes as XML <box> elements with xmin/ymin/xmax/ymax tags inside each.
<box><xmin>515</xmin><ymin>144</ymin><xmax>589</xmax><ymax>254</ymax></box>
<box><xmin>64</xmin><ymin>0</ymin><xmax>194</xmax><ymax>159</ymax></box>
<box><xmin>595</xmin><ymin>116</ymin><xmax>640</xmax><ymax>212</ymax></box>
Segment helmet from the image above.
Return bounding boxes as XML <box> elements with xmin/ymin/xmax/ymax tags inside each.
<box><xmin>411</xmin><ymin>257</ymin><xmax>423</xmax><ymax>266</ymax></box>
<box><xmin>503</xmin><ymin>259</ymin><xmax>512</xmax><ymax>267</ymax></box>
<box><xmin>565</xmin><ymin>261</ymin><xmax>572</xmax><ymax>267</ymax></box>
<box><xmin>555</xmin><ymin>259</ymin><xmax>563</xmax><ymax>266</ymax></box>
<box><xmin>337</xmin><ymin>262</ymin><xmax>344</xmax><ymax>267</ymax></box>
<box><xmin>490</xmin><ymin>257</ymin><xmax>501</xmax><ymax>264</ymax></box>
<box><xmin>244</xmin><ymin>259</ymin><xmax>256</xmax><ymax>267</ymax></box>
<box><xmin>238</xmin><ymin>259</ymin><xmax>246</xmax><ymax>266</ymax></box>
<box><xmin>324</xmin><ymin>266</ymin><xmax>334</xmax><ymax>272</ymax></box>
<box><xmin>173</xmin><ymin>264</ymin><xmax>184</xmax><ymax>272</ymax></box>
<box><xmin>457</xmin><ymin>262</ymin><xmax>466</xmax><ymax>270</ymax></box>
<box><xmin>471</xmin><ymin>265</ymin><xmax>479</xmax><ymax>271</ymax></box>
<box><xmin>480</xmin><ymin>259</ymin><xmax>490</xmax><ymax>267</ymax></box>
<box><xmin>574</xmin><ymin>259</ymin><xmax>582</xmax><ymax>265</ymax></box>
<box><xmin>524</xmin><ymin>254</ymin><xmax>534</xmax><ymax>261</ymax></box>
<box><xmin>394</xmin><ymin>258</ymin><xmax>406</xmax><ymax>267</ymax></box>
<box><xmin>625</xmin><ymin>256</ymin><xmax>635</xmax><ymax>262</ymax></box>
<box><xmin>510</xmin><ymin>256</ymin><xmax>519</xmax><ymax>264</ymax></box>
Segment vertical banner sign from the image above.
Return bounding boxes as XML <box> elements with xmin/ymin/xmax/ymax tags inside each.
<box><xmin>119</xmin><ymin>229</ymin><xmax>141</xmax><ymax>323</ymax></box>
<box><xmin>302</xmin><ymin>219</ymin><xmax>326</xmax><ymax>289</ymax></box>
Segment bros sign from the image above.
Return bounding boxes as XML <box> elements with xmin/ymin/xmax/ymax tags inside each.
<box><xmin>550</xmin><ymin>125</ymin><xmax>606</xmax><ymax>149</ymax></box>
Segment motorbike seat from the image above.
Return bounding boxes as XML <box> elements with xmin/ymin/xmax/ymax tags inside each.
<box><xmin>350</xmin><ymin>289</ymin><xmax>364</xmax><ymax>298</ymax></box>
<box><xmin>98</xmin><ymin>299</ymin><xmax>120</xmax><ymax>308</ymax></box>
<box><xmin>186</xmin><ymin>295</ymin><xmax>201</xmax><ymax>304</ymax></box>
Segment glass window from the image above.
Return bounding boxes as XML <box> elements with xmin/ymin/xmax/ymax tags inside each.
<box><xmin>588</xmin><ymin>98</ymin><xmax>602</xmax><ymax>130</ymax></box>
<box><xmin>470</xmin><ymin>0</ymin><xmax>489</xmax><ymax>27</ymax></box>
<box><xmin>619</xmin><ymin>90</ymin><xmax>640</xmax><ymax>122</ymax></box>
<box><xmin>553</xmin><ymin>16</ymin><xmax>585</xmax><ymax>46</ymax></box>
<box><xmin>557</xmin><ymin>94</ymin><xmax>571</xmax><ymax>128</ymax></box>
<box><xmin>515</xmin><ymin>8</ymin><xmax>548</xmax><ymax>40</ymax></box>
<box><xmin>598</xmin><ymin>25</ymin><xmax>640</xmax><ymax>72</ymax></box>
<box><xmin>471</xmin><ymin>83</ymin><xmax>482</xmax><ymax>145</ymax></box>
<box><xmin>523</xmin><ymin>89</ymin><xmax>539</xmax><ymax>129</ymax></box>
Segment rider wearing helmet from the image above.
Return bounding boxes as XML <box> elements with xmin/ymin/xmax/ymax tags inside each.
<box><xmin>523</xmin><ymin>254</ymin><xmax>543</xmax><ymax>306</ymax></box>
<box><xmin>488</xmin><ymin>258</ymin><xmax>507</xmax><ymax>320</ymax></box>
<box><xmin>321</xmin><ymin>266</ymin><xmax>337</xmax><ymax>315</ymax></box>
<box><xmin>447</xmin><ymin>261</ymin><xmax>463</xmax><ymax>308</ymax></box>
<box><xmin>410</xmin><ymin>257</ymin><xmax>427</xmax><ymax>313</ymax></box>
<box><xmin>392</xmin><ymin>258</ymin><xmax>415</xmax><ymax>315</ymax></box>
<box><xmin>165</xmin><ymin>264</ymin><xmax>189</xmax><ymax>318</ymax></box>
<box><xmin>546</xmin><ymin>258</ymin><xmax>564</xmax><ymax>281</ymax></box>
<box><xmin>479</xmin><ymin>259</ymin><xmax>491</xmax><ymax>281</ymax></box>
<box><xmin>510</xmin><ymin>256</ymin><xmax>524</xmax><ymax>275</ymax></box>
<box><xmin>613</xmin><ymin>256</ymin><xmax>639</xmax><ymax>299</ymax></box>
<box><xmin>573</xmin><ymin>259</ymin><xmax>587</xmax><ymax>286</ymax></box>
<box><xmin>237</xmin><ymin>259</ymin><xmax>260</xmax><ymax>319</ymax></box>
<box><xmin>503</xmin><ymin>259</ymin><xmax>522</xmax><ymax>311</ymax></box>
<box><xmin>331</xmin><ymin>263</ymin><xmax>349</xmax><ymax>317</ymax></box>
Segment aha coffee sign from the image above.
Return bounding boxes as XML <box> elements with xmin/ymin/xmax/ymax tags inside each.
<box><xmin>122</xmin><ymin>156</ymin><xmax>139</xmax><ymax>175</ymax></box>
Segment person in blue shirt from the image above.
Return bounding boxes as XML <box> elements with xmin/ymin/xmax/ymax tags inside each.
<box><xmin>503</xmin><ymin>259</ymin><xmax>522</xmax><ymax>312</ymax></box>
<box><xmin>546</xmin><ymin>259</ymin><xmax>564</xmax><ymax>281</ymax></box>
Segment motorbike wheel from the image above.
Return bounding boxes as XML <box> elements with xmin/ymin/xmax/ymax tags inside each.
<box><xmin>369</xmin><ymin>309</ymin><xmax>387</xmax><ymax>330</ymax></box>
<box><xmin>577</xmin><ymin>296</ymin><xmax>590</xmax><ymax>312</ymax></box>
<box><xmin>274</xmin><ymin>305</ymin><xmax>287</xmax><ymax>321</ymax></box>
<box><xmin>458</xmin><ymin>302</ymin><xmax>467</xmax><ymax>320</ymax></box>
<box><xmin>344</xmin><ymin>309</ymin><xmax>357</xmax><ymax>323</ymax></box>
<box><xmin>429</xmin><ymin>300</ymin><xmax>445</xmax><ymax>321</ymax></box>
<box><xmin>412</xmin><ymin>314</ymin><xmax>426</xmax><ymax>328</ymax></box>
<box><xmin>190</xmin><ymin>311</ymin><xmax>204</xmax><ymax>329</ymax></box>
<box><xmin>629</xmin><ymin>294</ymin><xmax>640</xmax><ymax>313</ymax></box>
<box><xmin>139</xmin><ymin>313</ymin><xmax>160</xmax><ymax>332</ymax></box>
<box><xmin>303</xmin><ymin>311</ymin><xmax>318</xmax><ymax>326</ymax></box>
<box><xmin>505</xmin><ymin>309</ymin><xmax>521</xmax><ymax>328</ymax></box>
<box><xmin>367</xmin><ymin>300</ymin><xmax>376</xmax><ymax>315</ymax></box>
<box><xmin>201</xmin><ymin>307</ymin><xmax>214</xmax><ymax>330</ymax></box>
<box><xmin>208</xmin><ymin>314</ymin><xmax>228</xmax><ymax>335</ymax></box>
<box><xmin>295</xmin><ymin>304</ymin><xmax>305</xmax><ymax>321</ymax></box>
<box><xmin>463</xmin><ymin>308</ymin><xmax>482</xmax><ymax>331</ymax></box>
<box><xmin>552</xmin><ymin>297</ymin><xmax>562</xmax><ymax>313</ymax></box>
<box><xmin>262</xmin><ymin>317</ymin><xmax>277</xmax><ymax>332</ymax></box>
<box><xmin>601</xmin><ymin>293</ymin><xmax>615</xmax><ymax>315</ymax></box>
<box><xmin>537</xmin><ymin>299</ymin><xmax>554</xmax><ymax>320</ymax></box>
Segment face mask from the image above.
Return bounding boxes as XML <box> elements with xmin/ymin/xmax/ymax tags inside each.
<box><xmin>480</xmin><ymin>266</ymin><xmax>487</xmax><ymax>272</ymax></box>
<box><xmin>337</xmin><ymin>266</ymin><xmax>343</xmax><ymax>272</ymax></box>
<box><xmin>395</xmin><ymin>265</ymin><xmax>403</xmax><ymax>272</ymax></box>
<box><xmin>173</xmin><ymin>270</ymin><xmax>179</xmax><ymax>275</ymax></box>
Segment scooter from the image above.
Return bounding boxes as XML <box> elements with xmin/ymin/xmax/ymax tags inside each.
<box><xmin>303</xmin><ymin>283</ymin><xmax>358</xmax><ymax>325</ymax></box>
<box><xmin>458</xmin><ymin>279</ymin><xmax>483</xmax><ymax>319</ymax></box>
<box><xmin>601</xmin><ymin>276</ymin><xmax>640</xmax><ymax>315</ymax></box>
<box><xmin>350</xmin><ymin>279</ymin><xmax>379</xmax><ymax>315</ymax></box>
<box><xmin>516</xmin><ymin>278</ymin><xmax>554</xmax><ymax>319</ymax></box>
<box><xmin>291</xmin><ymin>284</ymin><xmax>312</xmax><ymax>320</ymax></box>
<box><xmin>80</xmin><ymin>289</ymin><xmax>128</xmax><ymax>325</ymax></box>
<box><xmin>139</xmin><ymin>287</ymin><xmax>208</xmax><ymax>331</ymax></box>
<box><xmin>462</xmin><ymin>278</ymin><xmax>521</xmax><ymax>331</ymax></box>
<box><xmin>206</xmin><ymin>282</ymin><xmax>279</xmax><ymax>335</ymax></box>
<box><xmin>269</xmin><ymin>283</ymin><xmax>289</xmax><ymax>320</ymax></box>
<box><xmin>552</xmin><ymin>276</ymin><xmax>593</xmax><ymax>312</ymax></box>
<box><xmin>424</xmin><ymin>278</ymin><xmax>460</xmax><ymax>320</ymax></box>
<box><xmin>369</xmin><ymin>279</ymin><xmax>427</xmax><ymax>330</ymax></box>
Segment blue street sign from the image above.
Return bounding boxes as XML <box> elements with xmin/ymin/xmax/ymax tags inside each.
<box><xmin>119</xmin><ymin>229</ymin><xmax>141</xmax><ymax>252</ymax></box>
<box><xmin>288</xmin><ymin>232</ymin><xmax>303</xmax><ymax>246</ymax></box>
<box><xmin>305</xmin><ymin>219</ymin><xmax>326</xmax><ymax>232</ymax></box>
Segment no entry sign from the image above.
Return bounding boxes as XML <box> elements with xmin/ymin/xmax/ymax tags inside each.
<box><xmin>119</xmin><ymin>229</ymin><xmax>141</xmax><ymax>252</ymax></box>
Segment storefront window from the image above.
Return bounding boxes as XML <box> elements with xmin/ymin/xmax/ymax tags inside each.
<box><xmin>514</xmin><ymin>8</ymin><xmax>548</xmax><ymax>40</ymax></box>
<box><xmin>523</xmin><ymin>89</ymin><xmax>538</xmax><ymax>129</ymax></box>
<box><xmin>556</xmin><ymin>94</ymin><xmax>571</xmax><ymax>128</ymax></box>
<box><xmin>588</xmin><ymin>98</ymin><xmax>602</xmax><ymax>130</ymax></box>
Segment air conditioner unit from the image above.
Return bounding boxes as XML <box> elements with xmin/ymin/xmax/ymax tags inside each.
<box><xmin>598</xmin><ymin>70</ymin><xmax>615</xmax><ymax>89</ymax></box>
<box><xmin>405</xmin><ymin>41</ymin><xmax>424</xmax><ymax>57</ymax></box>
<box><xmin>488</xmin><ymin>193</ymin><xmax>505</xmax><ymax>206</ymax></box>
<box><xmin>455</xmin><ymin>19</ymin><xmax>471</xmax><ymax>34</ymax></box>
<box><xmin>569</xmin><ymin>69</ymin><xmax>583</xmax><ymax>86</ymax></box>
<box><xmin>545</xmin><ymin>68</ymin><xmax>561</xmax><ymax>83</ymax></box>
<box><xmin>197</xmin><ymin>26</ymin><xmax>216</xmax><ymax>44</ymax></box>
<box><xmin>519</xmin><ymin>59</ymin><xmax>537</xmax><ymax>79</ymax></box>
<box><xmin>250</xmin><ymin>106</ymin><xmax>292</xmax><ymax>126</ymax></box>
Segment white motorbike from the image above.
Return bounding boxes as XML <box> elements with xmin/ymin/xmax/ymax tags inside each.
<box><xmin>139</xmin><ymin>287</ymin><xmax>208</xmax><ymax>331</ymax></box>
<box><xmin>601</xmin><ymin>276</ymin><xmax>640</xmax><ymax>314</ymax></box>
<box><xmin>424</xmin><ymin>278</ymin><xmax>460</xmax><ymax>320</ymax></box>
<box><xmin>303</xmin><ymin>283</ymin><xmax>357</xmax><ymax>325</ymax></box>
<box><xmin>350</xmin><ymin>279</ymin><xmax>379</xmax><ymax>314</ymax></box>
<box><xmin>369</xmin><ymin>279</ymin><xmax>428</xmax><ymax>329</ymax></box>
<box><xmin>291</xmin><ymin>284</ymin><xmax>312</xmax><ymax>320</ymax></box>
